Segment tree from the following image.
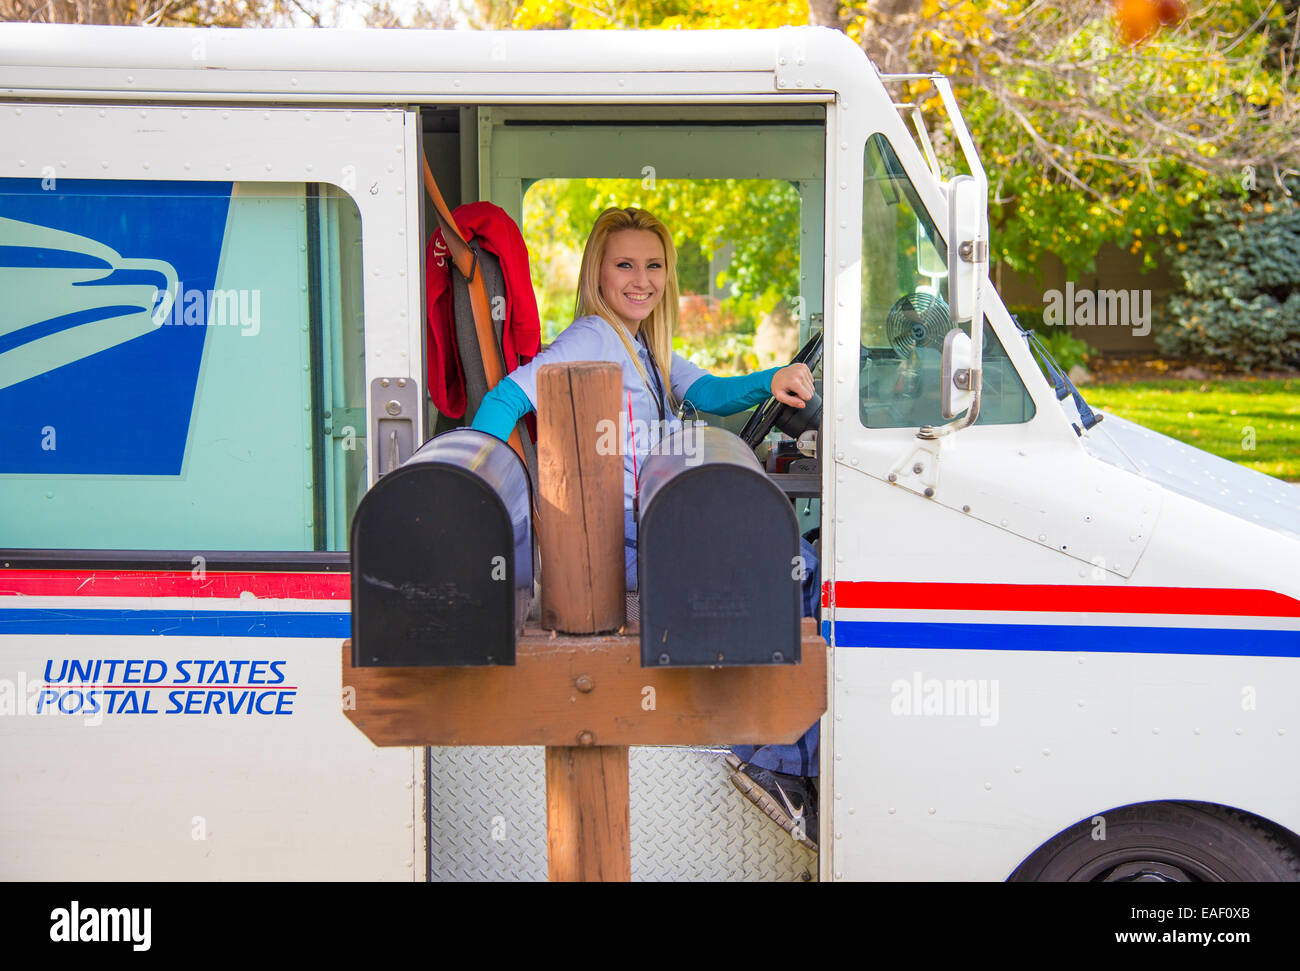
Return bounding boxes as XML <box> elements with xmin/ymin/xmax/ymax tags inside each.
<box><xmin>1</xmin><ymin>0</ymin><xmax>293</xmax><ymax>25</ymax></box>
<box><xmin>1157</xmin><ymin>175</ymin><xmax>1300</xmax><ymax>369</ymax></box>
<box><xmin>900</xmin><ymin>1</ymin><xmax>1300</xmax><ymax>277</ymax></box>
<box><xmin>497</xmin><ymin>0</ymin><xmax>805</xmax><ymax>29</ymax></box>
<box><xmin>0</xmin><ymin>0</ymin><xmax>458</xmax><ymax>27</ymax></box>
<box><xmin>491</xmin><ymin>0</ymin><xmax>1300</xmax><ymax>281</ymax></box>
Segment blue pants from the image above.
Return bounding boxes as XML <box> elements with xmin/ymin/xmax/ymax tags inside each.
<box><xmin>730</xmin><ymin>536</ymin><xmax>821</xmax><ymax>777</ymax></box>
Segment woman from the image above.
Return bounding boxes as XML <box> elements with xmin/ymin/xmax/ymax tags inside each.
<box><xmin>472</xmin><ymin>206</ymin><xmax>815</xmax><ymax>589</ymax></box>
<box><xmin>474</xmin><ymin>206</ymin><xmax>820</xmax><ymax>844</ymax></box>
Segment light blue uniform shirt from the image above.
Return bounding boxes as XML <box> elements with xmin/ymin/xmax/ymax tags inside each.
<box><xmin>476</xmin><ymin>314</ymin><xmax>780</xmax><ymax>589</ymax></box>
<box><xmin>506</xmin><ymin>314</ymin><xmax>708</xmax><ymax>515</ymax></box>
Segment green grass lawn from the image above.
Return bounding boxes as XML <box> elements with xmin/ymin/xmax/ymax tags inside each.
<box><xmin>1083</xmin><ymin>379</ymin><xmax>1300</xmax><ymax>482</ymax></box>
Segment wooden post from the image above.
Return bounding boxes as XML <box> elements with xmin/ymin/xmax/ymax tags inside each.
<box><xmin>546</xmin><ymin>746</ymin><xmax>631</xmax><ymax>882</ymax></box>
<box><xmin>535</xmin><ymin>362</ymin><xmax>625</xmax><ymax>634</ymax></box>
<box><xmin>536</xmin><ymin>361</ymin><xmax>630</xmax><ymax>881</ymax></box>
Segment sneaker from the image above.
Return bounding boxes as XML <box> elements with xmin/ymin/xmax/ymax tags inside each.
<box><xmin>725</xmin><ymin>754</ymin><xmax>819</xmax><ymax>852</ymax></box>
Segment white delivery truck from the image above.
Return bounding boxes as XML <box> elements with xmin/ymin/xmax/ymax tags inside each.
<box><xmin>0</xmin><ymin>23</ymin><xmax>1297</xmax><ymax>882</ymax></box>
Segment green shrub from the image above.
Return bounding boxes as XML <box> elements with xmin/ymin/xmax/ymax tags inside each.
<box><xmin>1157</xmin><ymin>177</ymin><xmax>1300</xmax><ymax>371</ymax></box>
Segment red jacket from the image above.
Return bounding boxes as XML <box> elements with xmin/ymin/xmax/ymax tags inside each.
<box><xmin>425</xmin><ymin>201</ymin><xmax>542</xmax><ymax>419</ymax></box>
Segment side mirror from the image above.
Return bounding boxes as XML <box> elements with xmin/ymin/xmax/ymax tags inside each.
<box><xmin>940</xmin><ymin>328</ymin><xmax>973</xmax><ymax>419</ymax></box>
<box><xmin>917</xmin><ymin>174</ymin><xmax>987</xmax><ymax>439</ymax></box>
<box><xmin>946</xmin><ymin>174</ymin><xmax>987</xmax><ymax>325</ymax></box>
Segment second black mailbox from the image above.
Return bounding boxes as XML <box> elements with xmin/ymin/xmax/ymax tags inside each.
<box><xmin>637</xmin><ymin>426</ymin><xmax>801</xmax><ymax>668</ymax></box>
<box><xmin>350</xmin><ymin>428</ymin><xmax>532</xmax><ymax>667</ymax></box>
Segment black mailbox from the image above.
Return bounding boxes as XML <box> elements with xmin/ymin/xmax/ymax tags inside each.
<box><xmin>350</xmin><ymin>428</ymin><xmax>532</xmax><ymax>667</ymax></box>
<box><xmin>637</xmin><ymin>426</ymin><xmax>800</xmax><ymax>667</ymax></box>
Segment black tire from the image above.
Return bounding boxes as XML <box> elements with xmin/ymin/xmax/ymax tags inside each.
<box><xmin>1009</xmin><ymin>801</ymin><xmax>1300</xmax><ymax>882</ymax></box>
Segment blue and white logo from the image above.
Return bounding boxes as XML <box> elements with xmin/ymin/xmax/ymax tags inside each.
<box><xmin>0</xmin><ymin>179</ymin><xmax>232</xmax><ymax>475</ymax></box>
<box><xmin>0</xmin><ymin>215</ymin><xmax>179</xmax><ymax>391</ymax></box>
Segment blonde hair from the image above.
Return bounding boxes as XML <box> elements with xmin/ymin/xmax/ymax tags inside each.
<box><xmin>575</xmin><ymin>206</ymin><xmax>680</xmax><ymax>410</ymax></box>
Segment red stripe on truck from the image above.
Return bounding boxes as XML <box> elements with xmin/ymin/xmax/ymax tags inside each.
<box><xmin>0</xmin><ymin>569</ymin><xmax>350</xmax><ymax>600</ymax></box>
<box><xmin>826</xmin><ymin>581</ymin><xmax>1300</xmax><ymax>617</ymax></box>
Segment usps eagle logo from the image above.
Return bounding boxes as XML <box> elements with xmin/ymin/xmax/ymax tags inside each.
<box><xmin>0</xmin><ymin>215</ymin><xmax>179</xmax><ymax>391</ymax></box>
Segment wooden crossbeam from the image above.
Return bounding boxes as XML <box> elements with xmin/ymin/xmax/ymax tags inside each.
<box><xmin>340</xmin><ymin>620</ymin><xmax>825</xmax><ymax>747</ymax></box>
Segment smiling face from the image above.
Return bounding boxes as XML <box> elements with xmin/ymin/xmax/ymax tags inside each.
<box><xmin>598</xmin><ymin>229</ymin><xmax>667</xmax><ymax>335</ymax></box>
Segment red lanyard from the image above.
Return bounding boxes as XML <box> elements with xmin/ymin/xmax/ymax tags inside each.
<box><xmin>627</xmin><ymin>390</ymin><xmax>638</xmax><ymax>497</ymax></box>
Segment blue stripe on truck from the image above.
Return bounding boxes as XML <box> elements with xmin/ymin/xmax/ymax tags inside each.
<box><xmin>825</xmin><ymin>620</ymin><xmax>1300</xmax><ymax>658</ymax></box>
<box><xmin>0</xmin><ymin>608</ymin><xmax>350</xmax><ymax>637</ymax></box>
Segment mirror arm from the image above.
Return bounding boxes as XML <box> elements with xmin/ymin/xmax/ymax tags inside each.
<box><xmin>919</xmin><ymin>369</ymin><xmax>982</xmax><ymax>439</ymax></box>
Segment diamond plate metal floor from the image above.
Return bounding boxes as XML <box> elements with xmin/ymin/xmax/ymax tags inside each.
<box><xmin>427</xmin><ymin>746</ymin><xmax>817</xmax><ymax>882</ymax></box>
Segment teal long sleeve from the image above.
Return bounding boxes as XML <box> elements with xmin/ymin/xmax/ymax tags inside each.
<box><xmin>680</xmin><ymin>367</ymin><xmax>781</xmax><ymax>417</ymax></box>
<box><xmin>470</xmin><ymin>376</ymin><xmax>533</xmax><ymax>442</ymax></box>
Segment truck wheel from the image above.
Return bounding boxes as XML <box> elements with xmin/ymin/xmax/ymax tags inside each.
<box><xmin>1009</xmin><ymin>801</ymin><xmax>1300</xmax><ymax>882</ymax></box>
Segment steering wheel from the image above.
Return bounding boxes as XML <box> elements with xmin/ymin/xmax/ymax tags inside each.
<box><xmin>739</xmin><ymin>331</ymin><xmax>823</xmax><ymax>450</ymax></box>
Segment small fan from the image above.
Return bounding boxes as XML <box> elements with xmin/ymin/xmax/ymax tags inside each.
<box><xmin>885</xmin><ymin>291</ymin><xmax>950</xmax><ymax>357</ymax></box>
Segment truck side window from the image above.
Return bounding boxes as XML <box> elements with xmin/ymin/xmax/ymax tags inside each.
<box><xmin>0</xmin><ymin>180</ymin><xmax>366</xmax><ymax>551</ymax></box>
<box><xmin>858</xmin><ymin>135</ymin><xmax>1034</xmax><ymax>429</ymax></box>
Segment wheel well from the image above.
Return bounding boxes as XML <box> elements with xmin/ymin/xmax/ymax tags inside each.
<box><xmin>1009</xmin><ymin>799</ymin><xmax>1300</xmax><ymax>882</ymax></box>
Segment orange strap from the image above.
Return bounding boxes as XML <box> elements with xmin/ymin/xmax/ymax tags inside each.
<box><xmin>421</xmin><ymin>155</ymin><xmax>525</xmax><ymax>465</ymax></box>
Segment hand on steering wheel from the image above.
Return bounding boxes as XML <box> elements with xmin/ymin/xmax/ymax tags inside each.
<box><xmin>771</xmin><ymin>361</ymin><xmax>817</xmax><ymax>408</ymax></box>
<box><xmin>738</xmin><ymin>331</ymin><xmax>824</xmax><ymax>449</ymax></box>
